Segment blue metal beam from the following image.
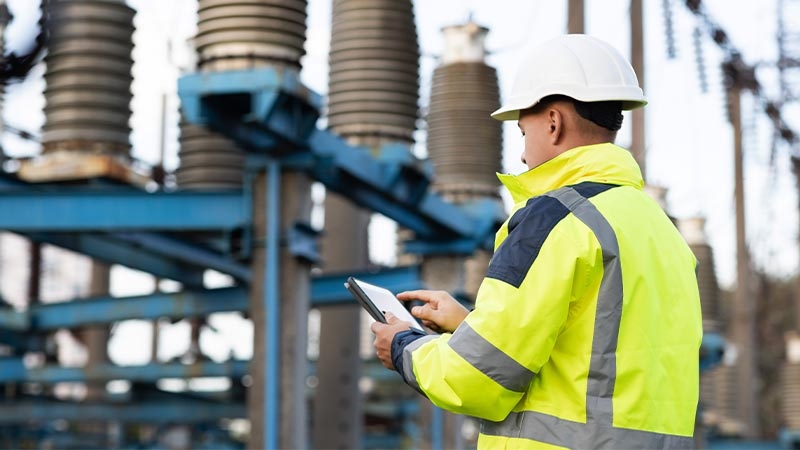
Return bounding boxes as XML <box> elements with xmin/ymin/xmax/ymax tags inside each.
<box><xmin>27</xmin><ymin>230</ymin><xmax>251</xmax><ymax>287</ymax></box>
<box><xmin>0</xmin><ymin>357</ymin><xmax>403</xmax><ymax>385</ymax></box>
<box><xmin>179</xmin><ymin>66</ymin><xmax>321</xmax><ymax>149</ymax></box>
<box><xmin>0</xmin><ymin>357</ymin><xmax>399</xmax><ymax>385</ymax></box>
<box><xmin>308</xmin><ymin>130</ymin><xmax>504</xmax><ymax>246</ymax></box>
<box><xmin>0</xmin><ymin>190</ymin><xmax>248</xmax><ymax>231</ymax></box>
<box><xmin>0</xmin><ymin>329</ymin><xmax>45</xmax><ymax>352</ymax></box>
<box><xmin>0</xmin><ymin>401</ymin><xmax>245</xmax><ymax>423</ymax></box>
<box><xmin>310</xmin><ymin>266</ymin><xmax>423</xmax><ymax>306</ymax></box>
<box><xmin>0</xmin><ymin>267</ymin><xmax>420</xmax><ymax>332</ymax></box>
<box><xmin>28</xmin><ymin>287</ymin><xmax>247</xmax><ymax>330</ymax></box>
<box><xmin>28</xmin><ymin>232</ymin><xmax>206</xmax><ymax>288</ymax></box>
<box><xmin>0</xmin><ymin>358</ymin><xmax>248</xmax><ymax>383</ymax></box>
<box><xmin>111</xmin><ymin>232</ymin><xmax>251</xmax><ymax>283</ymax></box>
<box><xmin>0</xmin><ymin>308</ymin><xmax>28</xmax><ymax>332</ymax></box>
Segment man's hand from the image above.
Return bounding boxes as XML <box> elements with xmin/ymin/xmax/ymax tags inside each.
<box><xmin>397</xmin><ymin>290</ymin><xmax>469</xmax><ymax>334</ymax></box>
<box><xmin>370</xmin><ymin>312</ymin><xmax>414</xmax><ymax>370</ymax></box>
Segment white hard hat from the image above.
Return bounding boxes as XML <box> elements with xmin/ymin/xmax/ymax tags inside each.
<box><xmin>491</xmin><ymin>34</ymin><xmax>647</xmax><ymax>121</ymax></box>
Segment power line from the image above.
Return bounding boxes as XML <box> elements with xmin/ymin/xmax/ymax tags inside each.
<box><xmin>683</xmin><ymin>0</ymin><xmax>799</xmax><ymax>151</ymax></box>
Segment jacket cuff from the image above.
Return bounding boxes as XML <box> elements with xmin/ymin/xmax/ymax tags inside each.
<box><xmin>391</xmin><ymin>328</ymin><xmax>427</xmax><ymax>381</ymax></box>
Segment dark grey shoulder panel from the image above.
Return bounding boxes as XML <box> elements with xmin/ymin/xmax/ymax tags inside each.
<box><xmin>485</xmin><ymin>182</ymin><xmax>617</xmax><ymax>288</ymax></box>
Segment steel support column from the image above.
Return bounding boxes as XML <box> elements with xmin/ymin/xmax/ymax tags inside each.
<box><xmin>727</xmin><ymin>81</ymin><xmax>759</xmax><ymax>438</ymax></box>
<box><xmin>630</xmin><ymin>0</ymin><xmax>647</xmax><ymax>178</ymax></box>
<box><xmin>84</xmin><ymin>261</ymin><xmax>111</xmax><ymax>404</ymax></box>
<box><xmin>248</xmin><ymin>162</ymin><xmax>312</xmax><ymax>450</ymax></box>
<box><xmin>314</xmin><ymin>193</ymin><xmax>369</xmax><ymax>449</ymax></box>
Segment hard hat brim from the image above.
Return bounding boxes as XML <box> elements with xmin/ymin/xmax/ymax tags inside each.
<box><xmin>490</xmin><ymin>100</ymin><xmax>529</xmax><ymax>121</ymax></box>
<box><xmin>491</xmin><ymin>94</ymin><xmax>647</xmax><ymax>122</ymax></box>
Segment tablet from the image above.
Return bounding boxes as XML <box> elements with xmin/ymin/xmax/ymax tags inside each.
<box><xmin>344</xmin><ymin>277</ymin><xmax>424</xmax><ymax>332</ymax></box>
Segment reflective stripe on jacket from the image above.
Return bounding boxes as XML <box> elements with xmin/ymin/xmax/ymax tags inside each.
<box><xmin>398</xmin><ymin>143</ymin><xmax>702</xmax><ymax>449</ymax></box>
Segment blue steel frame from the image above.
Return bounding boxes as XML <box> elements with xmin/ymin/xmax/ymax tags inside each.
<box><xmin>0</xmin><ymin>61</ymin><xmax>732</xmax><ymax>448</ymax></box>
<box><xmin>179</xmin><ymin>67</ymin><xmax>505</xmax><ymax>251</ymax></box>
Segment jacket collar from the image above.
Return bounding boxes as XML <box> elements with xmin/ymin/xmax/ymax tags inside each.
<box><xmin>496</xmin><ymin>143</ymin><xmax>645</xmax><ymax>205</ymax></box>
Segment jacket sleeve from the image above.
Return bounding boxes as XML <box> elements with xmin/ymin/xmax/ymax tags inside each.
<box><xmin>397</xmin><ymin>215</ymin><xmax>598</xmax><ymax>421</ymax></box>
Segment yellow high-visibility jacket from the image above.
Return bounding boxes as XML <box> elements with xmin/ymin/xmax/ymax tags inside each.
<box><xmin>393</xmin><ymin>143</ymin><xmax>702</xmax><ymax>449</ymax></box>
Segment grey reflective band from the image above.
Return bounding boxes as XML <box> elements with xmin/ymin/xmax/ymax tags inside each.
<box><xmin>481</xmin><ymin>410</ymin><xmax>694</xmax><ymax>450</ymax></box>
<box><xmin>448</xmin><ymin>322</ymin><xmax>534</xmax><ymax>393</ymax></box>
<box><xmin>550</xmin><ymin>187</ymin><xmax>622</xmax><ymax>424</ymax></box>
<box><xmin>479</xmin><ymin>186</ymin><xmax>691</xmax><ymax>448</ymax></box>
<box><xmin>402</xmin><ymin>335</ymin><xmax>438</xmax><ymax>395</ymax></box>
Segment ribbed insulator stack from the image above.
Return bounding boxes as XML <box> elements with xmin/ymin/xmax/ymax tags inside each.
<box><xmin>176</xmin><ymin>121</ymin><xmax>246</xmax><ymax>189</ymax></box>
<box><xmin>678</xmin><ymin>217</ymin><xmax>730</xmax><ymax>430</ymax></box>
<box><xmin>709</xmin><ymin>363</ymin><xmax>742</xmax><ymax>434</ymax></box>
<box><xmin>699</xmin><ymin>365</ymin><xmax>716</xmax><ymax>414</ymax></box>
<box><xmin>41</xmin><ymin>0</ymin><xmax>134</xmax><ymax>155</ymax></box>
<box><xmin>426</xmin><ymin>22</ymin><xmax>502</xmax><ymax>200</ymax></box>
<box><xmin>327</xmin><ymin>0</ymin><xmax>419</xmax><ymax>142</ymax></box>
<box><xmin>781</xmin><ymin>363</ymin><xmax>800</xmax><ymax>430</ymax></box>
<box><xmin>693</xmin><ymin>242</ymin><xmax>720</xmax><ymax>326</ymax></box>
<box><xmin>196</xmin><ymin>0</ymin><xmax>307</xmax><ymax>71</ymax></box>
<box><xmin>781</xmin><ymin>335</ymin><xmax>800</xmax><ymax>430</ymax></box>
<box><xmin>178</xmin><ymin>0</ymin><xmax>308</xmax><ymax>189</ymax></box>
<box><xmin>698</xmin><ymin>355</ymin><xmax>733</xmax><ymax>426</ymax></box>
<box><xmin>677</xmin><ymin>218</ymin><xmax>721</xmax><ymax>330</ymax></box>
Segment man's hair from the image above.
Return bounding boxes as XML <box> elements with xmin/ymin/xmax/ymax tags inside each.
<box><xmin>572</xmin><ymin>99</ymin><xmax>623</xmax><ymax>131</ymax></box>
<box><xmin>523</xmin><ymin>95</ymin><xmax>621</xmax><ymax>140</ymax></box>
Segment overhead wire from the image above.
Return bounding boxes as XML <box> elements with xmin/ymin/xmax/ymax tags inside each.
<box><xmin>662</xmin><ymin>0</ymin><xmax>677</xmax><ymax>59</ymax></box>
<box><xmin>683</xmin><ymin>0</ymin><xmax>798</xmax><ymax>150</ymax></box>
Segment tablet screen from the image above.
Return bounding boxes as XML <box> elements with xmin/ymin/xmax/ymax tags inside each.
<box><xmin>346</xmin><ymin>277</ymin><xmax>424</xmax><ymax>331</ymax></box>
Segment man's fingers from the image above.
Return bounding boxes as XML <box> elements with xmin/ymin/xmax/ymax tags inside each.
<box><xmin>421</xmin><ymin>319</ymin><xmax>443</xmax><ymax>333</ymax></box>
<box><xmin>411</xmin><ymin>305</ymin><xmax>433</xmax><ymax>321</ymax></box>
<box><xmin>397</xmin><ymin>290</ymin><xmax>435</xmax><ymax>303</ymax></box>
<box><xmin>383</xmin><ymin>312</ymin><xmax>413</xmax><ymax>330</ymax></box>
<box><xmin>370</xmin><ymin>320</ymin><xmax>388</xmax><ymax>334</ymax></box>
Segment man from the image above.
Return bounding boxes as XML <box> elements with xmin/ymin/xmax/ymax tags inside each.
<box><xmin>371</xmin><ymin>34</ymin><xmax>702</xmax><ymax>449</ymax></box>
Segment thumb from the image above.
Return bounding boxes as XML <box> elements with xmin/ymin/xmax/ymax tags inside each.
<box><xmin>384</xmin><ymin>312</ymin><xmax>399</xmax><ymax>324</ymax></box>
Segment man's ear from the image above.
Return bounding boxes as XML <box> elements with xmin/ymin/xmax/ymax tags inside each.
<box><xmin>548</xmin><ymin>108</ymin><xmax>564</xmax><ymax>145</ymax></box>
